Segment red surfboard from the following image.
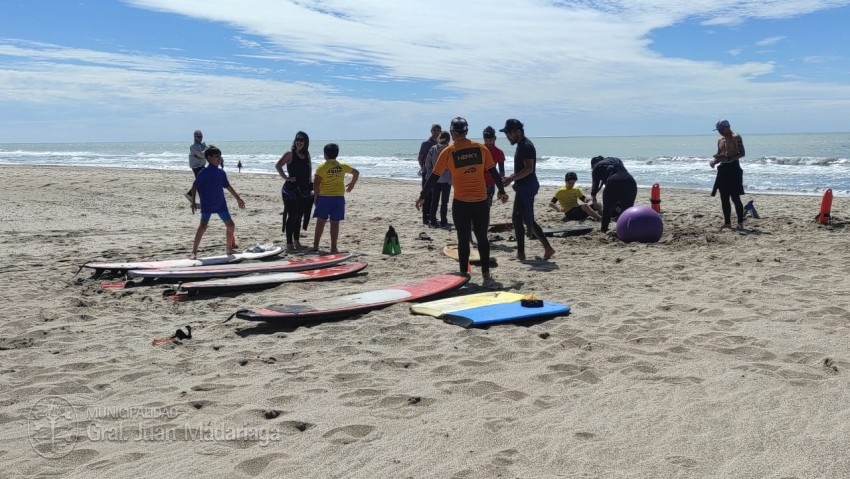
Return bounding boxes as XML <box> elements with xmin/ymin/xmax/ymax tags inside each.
<box><xmin>128</xmin><ymin>253</ymin><xmax>354</xmax><ymax>280</ymax></box>
<box><xmin>171</xmin><ymin>262</ymin><xmax>367</xmax><ymax>295</ymax></box>
<box><xmin>232</xmin><ymin>272</ymin><xmax>470</xmax><ymax>322</ymax></box>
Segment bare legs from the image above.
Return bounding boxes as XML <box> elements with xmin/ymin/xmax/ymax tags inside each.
<box><xmin>191</xmin><ymin>219</ymin><xmax>235</xmax><ymax>258</ymax></box>
<box><xmin>313</xmin><ymin>219</ymin><xmax>341</xmax><ymax>253</ymax></box>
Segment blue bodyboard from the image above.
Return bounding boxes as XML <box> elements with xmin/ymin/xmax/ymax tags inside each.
<box><xmin>442</xmin><ymin>301</ymin><xmax>570</xmax><ymax>328</ymax></box>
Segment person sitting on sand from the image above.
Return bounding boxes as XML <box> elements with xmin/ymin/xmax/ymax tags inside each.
<box><xmin>550</xmin><ymin>171</ymin><xmax>602</xmax><ymax>221</ymax></box>
<box><xmin>312</xmin><ymin>143</ymin><xmax>359</xmax><ymax>253</ymax></box>
<box><xmin>188</xmin><ymin>145</ymin><xmax>245</xmax><ymax>258</ymax></box>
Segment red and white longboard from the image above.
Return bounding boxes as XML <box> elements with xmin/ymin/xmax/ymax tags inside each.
<box><xmin>233</xmin><ymin>272</ymin><xmax>470</xmax><ymax>322</ymax></box>
<box><xmin>128</xmin><ymin>253</ymin><xmax>353</xmax><ymax>280</ymax></box>
<box><xmin>173</xmin><ymin>262</ymin><xmax>367</xmax><ymax>294</ymax></box>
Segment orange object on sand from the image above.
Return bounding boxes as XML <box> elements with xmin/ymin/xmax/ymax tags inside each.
<box><xmin>817</xmin><ymin>189</ymin><xmax>833</xmax><ymax>224</ymax></box>
<box><xmin>650</xmin><ymin>183</ymin><xmax>661</xmax><ymax>213</ymax></box>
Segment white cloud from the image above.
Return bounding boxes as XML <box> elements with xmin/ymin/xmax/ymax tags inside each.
<box><xmin>756</xmin><ymin>36</ymin><xmax>786</xmax><ymax>46</ymax></box>
<box><xmin>2</xmin><ymin>0</ymin><xmax>850</xmax><ymax>140</ymax></box>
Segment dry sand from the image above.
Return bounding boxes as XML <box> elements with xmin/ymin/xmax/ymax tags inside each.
<box><xmin>1</xmin><ymin>164</ymin><xmax>850</xmax><ymax>478</ymax></box>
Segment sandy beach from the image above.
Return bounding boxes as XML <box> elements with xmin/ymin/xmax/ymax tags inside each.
<box><xmin>2</xmin><ymin>164</ymin><xmax>850</xmax><ymax>478</ymax></box>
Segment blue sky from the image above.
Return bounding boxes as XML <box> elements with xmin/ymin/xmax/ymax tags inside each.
<box><xmin>1</xmin><ymin>0</ymin><xmax>849</xmax><ymax>142</ymax></box>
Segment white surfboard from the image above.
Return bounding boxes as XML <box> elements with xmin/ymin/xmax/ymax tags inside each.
<box><xmin>83</xmin><ymin>244</ymin><xmax>283</xmax><ymax>272</ymax></box>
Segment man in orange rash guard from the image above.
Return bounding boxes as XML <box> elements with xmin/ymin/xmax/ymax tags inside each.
<box><xmin>416</xmin><ymin>117</ymin><xmax>508</xmax><ymax>283</ymax></box>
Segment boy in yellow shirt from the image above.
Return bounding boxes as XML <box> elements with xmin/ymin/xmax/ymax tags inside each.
<box><xmin>549</xmin><ymin>171</ymin><xmax>601</xmax><ymax>221</ymax></box>
<box><xmin>312</xmin><ymin>143</ymin><xmax>359</xmax><ymax>253</ymax></box>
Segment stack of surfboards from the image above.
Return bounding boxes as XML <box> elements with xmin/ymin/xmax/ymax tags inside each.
<box><xmin>411</xmin><ymin>291</ymin><xmax>570</xmax><ymax>328</ymax></box>
<box><xmin>85</xmin><ymin>245</ymin><xmax>368</xmax><ymax>295</ymax></box>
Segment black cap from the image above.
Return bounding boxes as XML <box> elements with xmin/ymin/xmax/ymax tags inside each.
<box><xmin>499</xmin><ymin>119</ymin><xmax>523</xmax><ymax>133</ymax></box>
<box><xmin>450</xmin><ymin>117</ymin><xmax>468</xmax><ymax>134</ymax></box>
<box><xmin>483</xmin><ymin>126</ymin><xmax>496</xmax><ymax>137</ymax></box>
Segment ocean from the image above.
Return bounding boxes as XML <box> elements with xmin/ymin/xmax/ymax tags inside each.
<box><xmin>1</xmin><ymin>133</ymin><xmax>848</xmax><ymax>196</ymax></box>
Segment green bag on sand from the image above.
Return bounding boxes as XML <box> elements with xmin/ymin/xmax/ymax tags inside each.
<box><xmin>383</xmin><ymin>226</ymin><xmax>401</xmax><ymax>255</ymax></box>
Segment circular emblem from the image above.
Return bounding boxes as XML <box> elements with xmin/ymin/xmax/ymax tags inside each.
<box><xmin>27</xmin><ymin>396</ymin><xmax>78</xmax><ymax>459</ymax></box>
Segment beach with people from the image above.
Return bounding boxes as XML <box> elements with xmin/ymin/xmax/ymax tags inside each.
<box><xmin>2</xmin><ymin>162</ymin><xmax>849</xmax><ymax>477</ymax></box>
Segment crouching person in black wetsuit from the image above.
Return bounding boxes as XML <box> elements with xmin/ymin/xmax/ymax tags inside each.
<box><xmin>415</xmin><ymin>117</ymin><xmax>508</xmax><ymax>285</ymax></box>
<box><xmin>590</xmin><ymin>156</ymin><xmax>637</xmax><ymax>232</ymax></box>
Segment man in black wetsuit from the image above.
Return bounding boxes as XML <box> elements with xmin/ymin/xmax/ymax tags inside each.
<box><xmin>500</xmin><ymin>119</ymin><xmax>555</xmax><ymax>261</ymax></box>
<box><xmin>589</xmin><ymin>156</ymin><xmax>637</xmax><ymax>232</ymax></box>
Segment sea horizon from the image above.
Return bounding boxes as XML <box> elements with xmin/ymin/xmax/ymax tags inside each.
<box><xmin>2</xmin><ymin>132</ymin><xmax>849</xmax><ymax>197</ymax></box>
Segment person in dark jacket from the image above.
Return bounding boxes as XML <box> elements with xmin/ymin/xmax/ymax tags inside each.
<box><xmin>590</xmin><ymin>156</ymin><xmax>637</xmax><ymax>232</ymax></box>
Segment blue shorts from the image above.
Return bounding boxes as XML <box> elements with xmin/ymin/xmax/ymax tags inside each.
<box><xmin>200</xmin><ymin>210</ymin><xmax>232</xmax><ymax>223</ymax></box>
<box><xmin>313</xmin><ymin>196</ymin><xmax>345</xmax><ymax>221</ymax></box>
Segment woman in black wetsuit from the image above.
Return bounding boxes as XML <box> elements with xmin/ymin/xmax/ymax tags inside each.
<box><xmin>275</xmin><ymin>131</ymin><xmax>313</xmax><ymax>251</ymax></box>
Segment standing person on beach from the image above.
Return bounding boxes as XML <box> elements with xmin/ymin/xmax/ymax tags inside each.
<box><xmin>416</xmin><ymin>117</ymin><xmax>508</xmax><ymax>284</ymax></box>
<box><xmin>483</xmin><ymin>126</ymin><xmax>506</xmax><ymax>206</ymax></box>
<box><xmin>418</xmin><ymin>124</ymin><xmax>442</xmax><ymax>225</ymax></box>
<box><xmin>276</xmin><ymin>131</ymin><xmax>313</xmax><ymax>252</ymax></box>
<box><xmin>237</xmin><ymin>160</ymin><xmax>243</xmax><ymax>173</ymax></box>
<box><xmin>709</xmin><ymin>119</ymin><xmax>746</xmax><ymax>231</ymax></box>
<box><xmin>500</xmin><ymin>119</ymin><xmax>555</xmax><ymax>261</ymax></box>
<box><xmin>185</xmin><ymin>129</ymin><xmax>206</xmax><ymax>202</ymax></box>
<box><xmin>188</xmin><ymin>145</ymin><xmax>245</xmax><ymax>258</ymax></box>
<box><xmin>423</xmin><ymin>131</ymin><xmax>452</xmax><ymax>228</ymax></box>
<box><xmin>590</xmin><ymin>156</ymin><xmax>637</xmax><ymax>233</ymax></box>
<box><xmin>313</xmin><ymin>143</ymin><xmax>359</xmax><ymax>253</ymax></box>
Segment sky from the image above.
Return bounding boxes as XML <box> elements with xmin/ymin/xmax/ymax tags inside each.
<box><xmin>1</xmin><ymin>0</ymin><xmax>850</xmax><ymax>142</ymax></box>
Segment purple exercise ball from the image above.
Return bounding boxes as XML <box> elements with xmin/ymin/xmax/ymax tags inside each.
<box><xmin>616</xmin><ymin>206</ymin><xmax>663</xmax><ymax>243</ymax></box>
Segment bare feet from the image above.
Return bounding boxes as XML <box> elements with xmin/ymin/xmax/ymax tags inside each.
<box><xmin>543</xmin><ymin>247</ymin><xmax>556</xmax><ymax>260</ymax></box>
<box><xmin>719</xmin><ymin>223</ymin><xmax>732</xmax><ymax>232</ymax></box>
<box><xmin>189</xmin><ymin>252</ymin><xmax>197</xmax><ymax>260</ymax></box>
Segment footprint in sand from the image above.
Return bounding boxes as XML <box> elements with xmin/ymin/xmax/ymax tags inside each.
<box><xmin>84</xmin><ymin>452</ymin><xmax>147</xmax><ymax>470</ymax></box>
<box><xmin>322</xmin><ymin>424</ymin><xmax>377</xmax><ymax>444</ymax></box>
<box><xmin>234</xmin><ymin>453</ymin><xmax>288</xmax><ymax>476</ymax></box>
<box><xmin>484</xmin><ymin>417</ymin><xmax>517</xmax><ymax>433</ymax></box>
